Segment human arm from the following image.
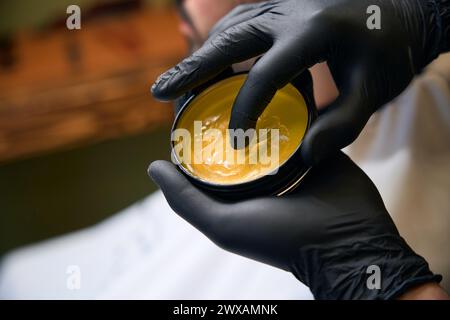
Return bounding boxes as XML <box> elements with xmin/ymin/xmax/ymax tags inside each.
<box><xmin>148</xmin><ymin>152</ymin><xmax>443</xmax><ymax>299</ymax></box>
<box><xmin>152</xmin><ymin>0</ymin><xmax>450</xmax><ymax>164</ymax></box>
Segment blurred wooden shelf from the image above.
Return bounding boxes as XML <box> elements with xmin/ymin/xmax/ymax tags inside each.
<box><xmin>0</xmin><ymin>7</ymin><xmax>185</xmax><ymax>164</ymax></box>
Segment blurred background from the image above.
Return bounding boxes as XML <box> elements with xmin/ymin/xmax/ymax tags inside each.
<box><xmin>0</xmin><ymin>0</ymin><xmax>185</xmax><ymax>255</ymax></box>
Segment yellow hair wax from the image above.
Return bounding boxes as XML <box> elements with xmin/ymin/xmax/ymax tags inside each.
<box><xmin>173</xmin><ymin>74</ymin><xmax>310</xmax><ymax>185</ymax></box>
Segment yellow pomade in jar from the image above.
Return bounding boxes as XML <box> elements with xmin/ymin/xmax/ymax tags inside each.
<box><xmin>173</xmin><ymin>74</ymin><xmax>309</xmax><ymax>185</ymax></box>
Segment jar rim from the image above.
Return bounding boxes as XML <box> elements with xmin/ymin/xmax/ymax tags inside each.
<box><xmin>170</xmin><ymin>72</ymin><xmax>316</xmax><ymax>190</ymax></box>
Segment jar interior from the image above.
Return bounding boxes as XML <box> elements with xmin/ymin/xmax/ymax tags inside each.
<box><xmin>173</xmin><ymin>74</ymin><xmax>309</xmax><ymax>185</ymax></box>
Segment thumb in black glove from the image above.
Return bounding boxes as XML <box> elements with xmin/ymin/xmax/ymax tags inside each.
<box><xmin>148</xmin><ymin>152</ymin><xmax>441</xmax><ymax>299</ymax></box>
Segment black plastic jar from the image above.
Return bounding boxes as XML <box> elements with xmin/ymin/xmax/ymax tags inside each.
<box><xmin>171</xmin><ymin>72</ymin><xmax>317</xmax><ymax>200</ymax></box>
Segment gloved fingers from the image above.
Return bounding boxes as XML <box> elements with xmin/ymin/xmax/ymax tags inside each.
<box><xmin>300</xmin><ymin>67</ymin><xmax>374</xmax><ymax>165</ymax></box>
<box><xmin>228</xmin><ymin>39</ymin><xmax>322</xmax><ymax>138</ymax></box>
<box><xmin>151</xmin><ymin>20</ymin><xmax>271</xmax><ymax>101</ymax></box>
<box><xmin>148</xmin><ymin>160</ymin><xmax>225</xmax><ymax>236</ymax></box>
<box><xmin>290</xmin><ymin>68</ymin><xmax>314</xmax><ymax>91</ymax></box>
<box><xmin>209</xmin><ymin>1</ymin><xmax>271</xmax><ymax>38</ymax></box>
<box><xmin>202</xmin><ymin>196</ymin><xmax>307</xmax><ymax>271</ymax></box>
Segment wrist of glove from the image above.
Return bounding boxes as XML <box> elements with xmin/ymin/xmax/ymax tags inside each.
<box><xmin>421</xmin><ymin>0</ymin><xmax>450</xmax><ymax>67</ymax></box>
<box><xmin>433</xmin><ymin>0</ymin><xmax>450</xmax><ymax>53</ymax></box>
<box><xmin>290</xmin><ymin>232</ymin><xmax>442</xmax><ymax>300</ymax></box>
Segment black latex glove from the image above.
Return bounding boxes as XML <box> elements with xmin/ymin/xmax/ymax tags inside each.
<box><xmin>152</xmin><ymin>0</ymin><xmax>450</xmax><ymax>164</ymax></box>
<box><xmin>148</xmin><ymin>152</ymin><xmax>441</xmax><ymax>299</ymax></box>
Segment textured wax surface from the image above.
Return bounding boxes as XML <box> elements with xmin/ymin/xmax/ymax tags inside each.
<box><xmin>174</xmin><ymin>74</ymin><xmax>308</xmax><ymax>185</ymax></box>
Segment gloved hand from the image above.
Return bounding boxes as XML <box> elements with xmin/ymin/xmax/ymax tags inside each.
<box><xmin>148</xmin><ymin>152</ymin><xmax>441</xmax><ymax>299</ymax></box>
<box><xmin>152</xmin><ymin>0</ymin><xmax>449</xmax><ymax>164</ymax></box>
